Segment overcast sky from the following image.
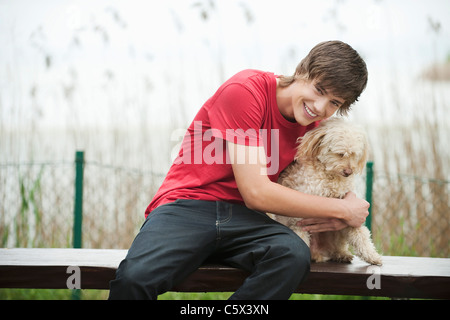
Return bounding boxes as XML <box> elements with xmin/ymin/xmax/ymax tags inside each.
<box><xmin>1</xmin><ymin>0</ymin><xmax>449</xmax><ymax>128</ymax></box>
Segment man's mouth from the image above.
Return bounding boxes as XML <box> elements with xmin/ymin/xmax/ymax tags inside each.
<box><xmin>304</xmin><ymin>103</ymin><xmax>318</xmax><ymax>118</ymax></box>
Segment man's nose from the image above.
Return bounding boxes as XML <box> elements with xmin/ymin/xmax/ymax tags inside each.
<box><xmin>314</xmin><ymin>97</ymin><xmax>328</xmax><ymax>114</ymax></box>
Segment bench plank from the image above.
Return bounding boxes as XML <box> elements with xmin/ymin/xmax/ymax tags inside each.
<box><xmin>1</xmin><ymin>248</ymin><xmax>449</xmax><ymax>299</ymax></box>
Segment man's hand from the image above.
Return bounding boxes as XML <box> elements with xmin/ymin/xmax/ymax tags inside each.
<box><xmin>340</xmin><ymin>191</ymin><xmax>370</xmax><ymax>227</ymax></box>
<box><xmin>297</xmin><ymin>218</ymin><xmax>347</xmax><ymax>233</ymax></box>
<box><xmin>296</xmin><ymin>191</ymin><xmax>369</xmax><ymax>233</ymax></box>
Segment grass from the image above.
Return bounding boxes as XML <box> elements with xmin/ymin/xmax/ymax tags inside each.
<box><xmin>0</xmin><ymin>289</ymin><xmax>109</xmax><ymax>300</ymax></box>
<box><xmin>0</xmin><ymin>289</ymin><xmax>390</xmax><ymax>300</ymax></box>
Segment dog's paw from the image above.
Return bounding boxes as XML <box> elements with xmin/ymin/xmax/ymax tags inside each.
<box><xmin>364</xmin><ymin>253</ymin><xmax>383</xmax><ymax>266</ymax></box>
<box><xmin>311</xmin><ymin>252</ymin><xmax>331</xmax><ymax>263</ymax></box>
<box><xmin>331</xmin><ymin>253</ymin><xmax>354</xmax><ymax>264</ymax></box>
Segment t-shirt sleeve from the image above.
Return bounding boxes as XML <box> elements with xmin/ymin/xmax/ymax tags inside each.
<box><xmin>207</xmin><ymin>83</ymin><xmax>265</xmax><ymax>146</ymax></box>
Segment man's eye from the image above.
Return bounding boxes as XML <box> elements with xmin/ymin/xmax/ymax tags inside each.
<box><xmin>315</xmin><ymin>86</ymin><xmax>323</xmax><ymax>95</ymax></box>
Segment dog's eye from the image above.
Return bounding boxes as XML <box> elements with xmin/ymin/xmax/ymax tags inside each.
<box><xmin>338</xmin><ymin>153</ymin><xmax>345</xmax><ymax>158</ymax></box>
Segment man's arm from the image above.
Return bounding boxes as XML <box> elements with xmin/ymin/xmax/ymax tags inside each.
<box><xmin>227</xmin><ymin>142</ymin><xmax>369</xmax><ymax>229</ymax></box>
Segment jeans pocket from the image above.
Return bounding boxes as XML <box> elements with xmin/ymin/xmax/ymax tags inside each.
<box><xmin>143</xmin><ymin>200</ymin><xmax>180</xmax><ymax>224</ymax></box>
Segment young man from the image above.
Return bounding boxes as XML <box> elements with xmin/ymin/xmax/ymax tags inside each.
<box><xmin>109</xmin><ymin>40</ymin><xmax>369</xmax><ymax>300</ymax></box>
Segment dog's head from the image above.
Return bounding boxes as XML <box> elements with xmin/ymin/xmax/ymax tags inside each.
<box><xmin>296</xmin><ymin>118</ymin><xmax>369</xmax><ymax>178</ymax></box>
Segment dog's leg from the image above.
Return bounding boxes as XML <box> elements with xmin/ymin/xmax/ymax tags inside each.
<box><xmin>347</xmin><ymin>226</ymin><xmax>382</xmax><ymax>265</ymax></box>
<box><xmin>326</xmin><ymin>230</ymin><xmax>354</xmax><ymax>263</ymax></box>
<box><xmin>292</xmin><ymin>226</ymin><xmax>310</xmax><ymax>247</ymax></box>
<box><xmin>310</xmin><ymin>233</ymin><xmax>333</xmax><ymax>263</ymax></box>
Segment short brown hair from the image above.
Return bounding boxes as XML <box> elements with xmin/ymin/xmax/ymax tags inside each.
<box><xmin>278</xmin><ymin>41</ymin><xmax>368</xmax><ymax>116</ymax></box>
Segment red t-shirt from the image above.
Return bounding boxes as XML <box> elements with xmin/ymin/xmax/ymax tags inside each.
<box><xmin>145</xmin><ymin>69</ymin><xmax>318</xmax><ymax>217</ymax></box>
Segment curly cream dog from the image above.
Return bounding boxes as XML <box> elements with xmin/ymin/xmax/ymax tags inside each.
<box><xmin>271</xmin><ymin>118</ymin><xmax>382</xmax><ymax>265</ymax></box>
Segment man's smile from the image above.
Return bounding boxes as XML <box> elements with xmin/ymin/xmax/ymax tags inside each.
<box><xmin>304</xmin><ymin>103</ymin><xmax>318</xmax><ymax>118</ymax></box>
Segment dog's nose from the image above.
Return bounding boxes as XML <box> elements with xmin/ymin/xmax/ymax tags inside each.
<box><xmin>343</xmin><ymin>168</ymin><xmax>353</xmax><ymax>177</ymax></box>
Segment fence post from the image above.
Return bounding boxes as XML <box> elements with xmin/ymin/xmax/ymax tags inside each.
<box><xmin>73</xmin><ymin>151</ymin><xmax>84</xmax><ymax>249</ymax></box>
<box><xmin>365</xmin><ymin>161</ymin><xmax>374</xmax><ymax>232</ymax></box>
<box><xmin>72</xmin><ymin>151</ymin><xmax>84</xmax><ymax>300</ymax></box>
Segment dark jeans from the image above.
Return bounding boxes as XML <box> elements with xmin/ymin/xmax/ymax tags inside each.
<box><xmin>108</xmin><ymin>199</ymin><xmax>310</xmax><ymax>300</ymax></box>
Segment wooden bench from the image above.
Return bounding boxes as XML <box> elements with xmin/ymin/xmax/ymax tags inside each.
<box><xmin>1</xmin><ymin>248</ymin><xmax>449</xmax><ymax>299</ymax></box>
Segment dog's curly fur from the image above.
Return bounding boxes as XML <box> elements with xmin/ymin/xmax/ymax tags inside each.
<box><xmin>271</xmin><ymin>118</ymin><xmax>382</xmax><ymax>265</ymax></box>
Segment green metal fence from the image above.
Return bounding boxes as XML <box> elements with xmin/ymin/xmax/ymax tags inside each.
<box><xmin>0</xmin><ymin>151</ymin><xmax>448</xmax><ymax>257</ymax></box>
<box><xmin>370</xmin><ymin>171</ymin><xmax>449</xmax><ymax>257</ymax></box>
<box><xmin>73</xmin><ymin>151</ymin><xmax>84</xmax><ymax>249</ymax></box>
<box><xmin>365</xmin><ymin>161</ymin><xmax>374</xmax><ymax>232</ymax></box>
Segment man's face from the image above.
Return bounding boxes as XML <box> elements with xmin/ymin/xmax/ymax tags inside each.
<box><xmin>290</xmin><ymin>79</ymin><xmax>345</xmax><ymax>126</ymax></box>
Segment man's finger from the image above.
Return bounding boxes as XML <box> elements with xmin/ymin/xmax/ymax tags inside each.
<box><xmin>296</xmin><ymin>218</ymin><xmax>325</xmax><ymax>226</ymax></box>
<box><xmin>302</xmin><ymin>223</ymin><xmax>335</xmax><ymax>233</ymax></box>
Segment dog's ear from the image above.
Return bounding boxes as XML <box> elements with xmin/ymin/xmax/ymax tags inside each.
<box><xmin>356</xmin><ymin>134</ymin><xmax>370</xmax><ymax>173</ymax></box>
<box><xmin>296</xmin><ymin>126</ymin><xmax>327</xmax><ymax>160</ymax></box>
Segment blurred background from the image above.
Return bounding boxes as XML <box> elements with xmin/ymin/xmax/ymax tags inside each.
<box><xmin>0</xmin><ymin>0</ymin><xmax>449</xmax><ymax>261</ymax></box>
